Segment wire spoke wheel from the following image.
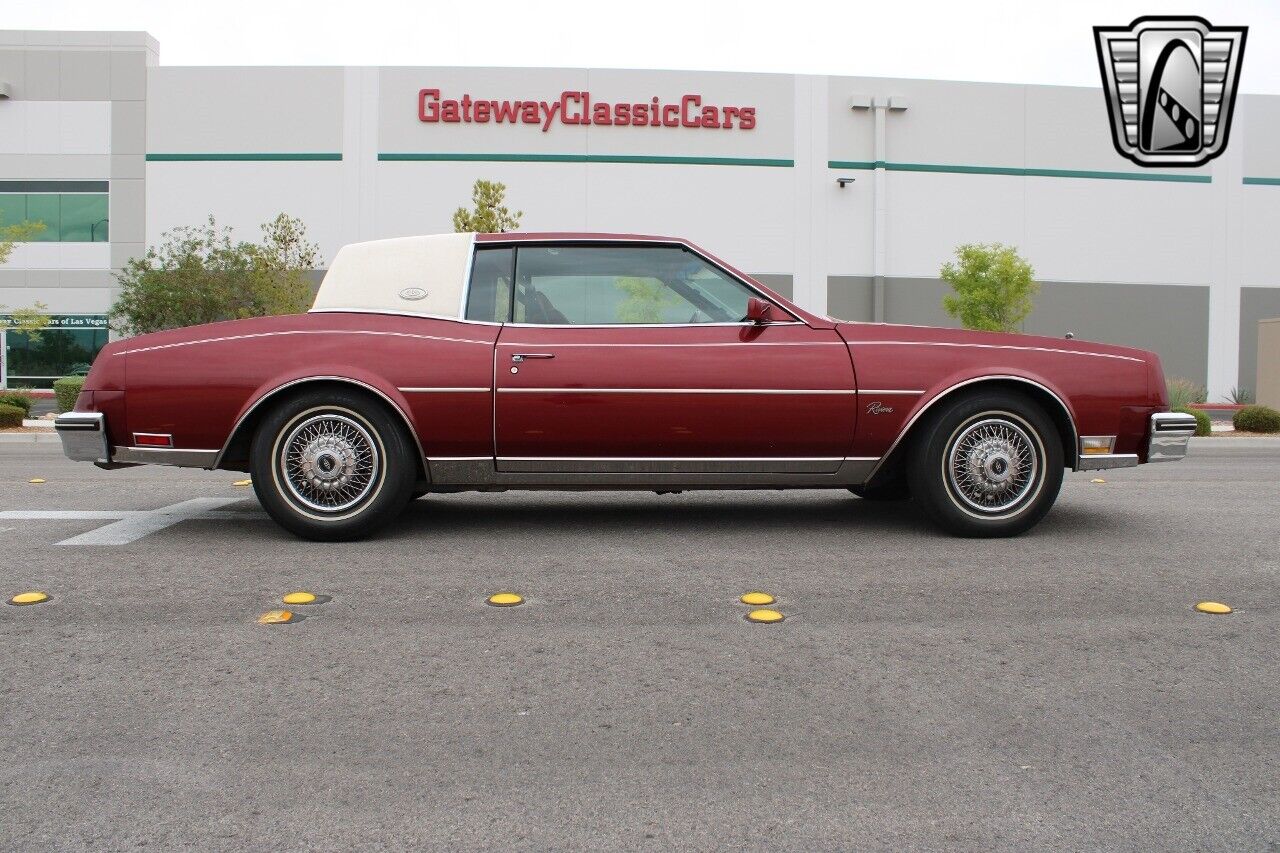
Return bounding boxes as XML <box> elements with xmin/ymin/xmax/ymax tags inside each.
<box><xmin>945</xmin><ymin>416</ymin><xmax>1040</xmax><ymax>514</ymax></box>
<box><xmin>278</xmin><ymin>413</ymin><xmax>381</xmax><ymax>513</ymax></box>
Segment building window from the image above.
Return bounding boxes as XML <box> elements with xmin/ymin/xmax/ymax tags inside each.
<box><xmin>1</xmin><ymin>316</ymin><xmax>109</xmax><ymax>389</ymax></box>
<box><xmin>0</xmin><ymin>194</ymin><xmax>109</xmax><ymax>242</ymax></box>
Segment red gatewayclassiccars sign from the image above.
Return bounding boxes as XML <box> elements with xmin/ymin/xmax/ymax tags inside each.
<box><xmin>419</xmin><ymin>89</ymin><xmax>757</xmax><ymax>132</ymax></box>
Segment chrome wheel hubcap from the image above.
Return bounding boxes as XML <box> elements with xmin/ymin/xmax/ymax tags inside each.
<box><xmin>947</xmin><ymin>417</ymin><xmax>1039</xmax><ymax>513</ymax></box>
<box><xmin>279</xmin><ymin>413</ymin><xmax>380</xmax><ymax>512</ymax></box>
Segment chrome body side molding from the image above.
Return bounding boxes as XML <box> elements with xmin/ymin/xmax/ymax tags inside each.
<box><xmin>495</xmin><ymin>387</ymin><xmax>856</xmax><ymax>396</ymax></box>
<box><xmin>427</xmin><ymin>457</ymin><xmax>879</xmax><ymax>489</ymax></box>
<box><xmin>496</xmin><ymin>457</ymin><xmax>848</xmax><ymax>474</ymax></box>
<box><xmin>398</xmin><ymin>387</ymin><xmax>491</xmax><ymax>393</ymax></box>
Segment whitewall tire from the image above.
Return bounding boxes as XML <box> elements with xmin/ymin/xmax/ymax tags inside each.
<box><xmin>250</xmin><ymin>388</ymin><xmax>415</xmax><ymax>541</ymax></box>
<box><xmin>908</xmin><ymin>390</ymin><xmax>1063</xmax><ymax>537</ymax></box>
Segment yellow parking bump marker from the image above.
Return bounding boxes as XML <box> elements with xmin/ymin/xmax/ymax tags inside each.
<box><xmin>282</xmin><ymin>591</ymin><xmax>318</xmax><ymax>605</ymax></box>
<box><xmin>9</xmin><ymin>591</ymin><xmax>49</xmax><ymax>606</ymax></box>
<box><xmin>232</xmin><ymin>479</ymin><xmax>252</xmax><ymax>487</ymax></box>
<box><xmin>257</xmin><ymin>609</ymin><xmax>294</xmax><ymax>624</ymax></box>
<box><xmin>1194</xmin><ymin>601</ymin><xmax>1233</xmax><ymax>615</ymax></box>
<box><xmin>740</xmin><ymin>591</ymin><xmax>775</xmax><ymax>606</ymax></box>
<box><xmin>1091</xmin><ymin>478</ymin><xmax>1106</xmax><ymax>484</ymax></box>
<box><xmin>487</xmin><ymin>592</ymin><xmax>524</xmax><ymax>607</ymax></box>
<box><xmin>746</xmin><ymin>608</ymin><xmax>784</xmax><ymax>624</ymax></box>
<box><xmin>29</xmin><ymin>478</ymin><xmax>45</xmax><ymax>484</ymax></box>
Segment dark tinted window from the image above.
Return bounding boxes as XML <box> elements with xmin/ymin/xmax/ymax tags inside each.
<box><xmin>464</xmin><ymin>247</ymin><xmax>514</xmax><ymax>322</ymax></box>
<box><xmin>511</xmin><ymin>245</ymin><xmax>758</xmax><ymax>325</ymax></box>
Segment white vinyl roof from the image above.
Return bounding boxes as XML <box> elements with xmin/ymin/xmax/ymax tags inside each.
<box><xmin>311</xmin><ymin>233</ymin><xmax>475</xmax><ymax>318</ymax></box>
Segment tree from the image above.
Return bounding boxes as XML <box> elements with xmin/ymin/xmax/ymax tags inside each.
<box><xmin>941</xmin><ymin>243</ymin><xmax>1038</xmax><ymax>333</ymax></box>
<box><xmin>0</xmin><ymin>220</ymin><xmax>46</xmax><ymax>266</ymax></box>
<box><xmin>1</xmin><ymin>221</ymin><xmax>51</xmax><ymax>341</ymax></box>
<box><xmin>2</xmin><ymin>301</ymin><xmax>51</xmax><ymax>338</ymax></box>
<box><xmin>110</xmin><ymin>214</ymin><xmax>320</xmax><ymax>335</ymax></box>
<box><xmin>453</xmin><ymin>180</ymin><xmax>522</xmax><ymax>233</ymax></box>
<box><xmin>616</xmin><ymin>277</ymin><xmax>678</xmax><ymax>323</ymax></box>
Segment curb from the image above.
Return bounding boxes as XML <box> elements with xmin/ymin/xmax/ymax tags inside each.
<box><xmin>0</xmin><ymin>432</ymin><xmax>61</xmax><ymax>444</ymax></box>
<box><xmin>1190</xmin><ymin>436</ymin><xmax>1280</xmax><ymax>448</ymax></box>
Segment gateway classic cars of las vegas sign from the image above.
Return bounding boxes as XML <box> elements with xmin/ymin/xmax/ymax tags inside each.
<box><xmin>1094</xmin><ymin>16</ymin><xmax>1247</xmax><ymax>168</ymax></box>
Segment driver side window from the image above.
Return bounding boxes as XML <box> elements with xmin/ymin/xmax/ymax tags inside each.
<box><xmin>512</xmin><ymin>245</ymin><xmax>759</xmax><ymax>325</ymax></box>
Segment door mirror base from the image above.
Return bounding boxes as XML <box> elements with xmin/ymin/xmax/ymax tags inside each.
<box><xmin>745</xmin><ymin>297</ymin><xmax>774</xmax><ymax>325</ymax></box>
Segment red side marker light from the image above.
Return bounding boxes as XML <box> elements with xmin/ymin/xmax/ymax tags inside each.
<box><xmin>134</xmin><ymin>433</ymin><xmax>174</xmax><ymax>447</ymax></box>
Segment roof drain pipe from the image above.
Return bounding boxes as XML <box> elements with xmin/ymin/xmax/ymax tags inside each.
<box><xmin>850</xmin><ymin>95</ymin><xmax>908</xmax><ymax>322</ymax></box>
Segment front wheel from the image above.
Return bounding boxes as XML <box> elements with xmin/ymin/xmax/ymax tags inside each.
<box><xmin>907</xmin><ymin>391</ymin><xmax>1063</xmax><ymax>537</ymax></box>
<box><xmin>250</xmin><ymin>388</ymin><xmax>416</xmax><ymax>541</ymax></box>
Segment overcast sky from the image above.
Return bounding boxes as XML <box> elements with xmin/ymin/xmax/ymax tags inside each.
<box><xmin>13</xmin><ymin>0</ymin><xmax>1280</xmax><ymax>93</ymax></box>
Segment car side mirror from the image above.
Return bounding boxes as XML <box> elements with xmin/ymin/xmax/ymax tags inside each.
<box><xmin>745</xmin><ymin>297</ymin><xmax>773</xmax><ymax>325</ymax></box>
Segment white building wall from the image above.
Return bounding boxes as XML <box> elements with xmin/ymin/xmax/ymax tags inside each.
<box><xmin>120</xmin><ymin>57</ymin><xmax>1280</xmax><ymax>398</ymax></box>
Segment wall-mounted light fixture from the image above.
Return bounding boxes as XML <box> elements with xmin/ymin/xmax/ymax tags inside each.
<box><xmin>849</xmin><ymin>95</ymin><xmax>909</xmax><ymax>112</ymax></box>
<box><xmin>0</xmin><ymin>81</ymin><xmax>12</xmax><ymax>100</ymax></box>
<box><xmin>836</xmin><ymin>177</ymin><xmax>856</xmax><ymax>188</ymax></box>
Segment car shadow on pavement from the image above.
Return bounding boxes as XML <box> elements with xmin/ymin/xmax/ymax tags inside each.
<box><xmin>374</xmin><ymin>492</ymin><xmax>1114</xmax><ymax>542</ymax></box>
<box><xmin>197</xmin><ymin>492</ymin><xmax>1121</xmax><ymax>543</ymax></box>
<box><xmin>398</xmin><ymin>493</ymin><xmax>921</xmax><ymax>533</ymax></box>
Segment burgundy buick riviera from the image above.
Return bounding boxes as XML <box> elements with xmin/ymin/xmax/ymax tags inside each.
<box><xmin>56</xmin><ymin>233</ymin><xmax>1195</xmax><ymax>540</ymax></box>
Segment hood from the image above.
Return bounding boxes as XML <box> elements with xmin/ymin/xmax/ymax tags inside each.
<box><xmin>836</xmin><ymin>321</ymin><xmax>1154</xmax><ymax>363</ymax></box>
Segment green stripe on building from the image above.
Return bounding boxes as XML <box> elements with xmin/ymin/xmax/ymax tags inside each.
<box><xmin>1243</xmin><ymin>176</ymin><xmax>1280</xmax><ymax>186</ymax></box>
<box><xmin>827</xmin><ymin>160</ymin><xmax>1211</xmax><ymax>183</ymax></box>
<box><xmin>379</xmin><ymin>153</ymin><xmax>793</xmax><ymax>167</ymax></box>
<box><xmin>146</xmin><ymin>153</ymin><xmax>343</xmax><ymax>161</ymax></box>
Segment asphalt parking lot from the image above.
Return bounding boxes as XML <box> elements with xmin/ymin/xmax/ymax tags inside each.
<box><xmin>1</xmin><ymin>442</ymin><xmax>1277</xmax><ymax>851</ymax></box>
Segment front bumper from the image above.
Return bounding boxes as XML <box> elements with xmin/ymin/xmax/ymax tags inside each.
<box><xmin>1147</xmin><ymin>411</ymin><xmax>1197</xmax><ymax>462</ymax></box>
<box><xmin>1075</xmin><ymin>411</ymin><xmax>1197</xmax><ymax>471</ymax></box>
<box><xmin>53</xmin><ymin>411</ymin><xmax>110</xmax><ymax>464</ymax></box>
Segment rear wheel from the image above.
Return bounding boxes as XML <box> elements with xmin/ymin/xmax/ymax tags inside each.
<box><xmin>250</xmin><ymin>388</ymin><xmax>415</xmax><ymax>541</ymax></box>
<box><xmin>907</xmin><ymin>391</ymin><xmax>1063</xmax><ymax>537</ymax></box>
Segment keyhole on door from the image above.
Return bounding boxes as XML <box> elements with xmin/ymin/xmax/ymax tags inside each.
<box><xmin>510</xmin><ymin>366</ymin><xmax>519</xmax><ymax>374</ymax></box>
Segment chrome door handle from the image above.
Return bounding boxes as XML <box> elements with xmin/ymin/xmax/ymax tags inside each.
<box><xmin>511</xmin><ymin>353</ymin><xmax>555</xmax><ymax>363</ymax></box>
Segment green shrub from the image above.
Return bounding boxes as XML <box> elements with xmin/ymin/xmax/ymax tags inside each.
<box><xmin>0</xmin><ymin>403</ymin><xmax>23</xmax><ymax>429</ymax></box>
<box><xmin>0</xmin><ymin>389</ymin><xmax>35</xmax><ymax>415</ymax></box>
<box><xmin>1167</xmin><ymin>377</ymin><xmax>1207</xmax><ymax>409</ymax></box>
<box><xmin>1227</xmin><ymin>385</ymin><xmax>1254</xmax><ymax>405</ymax></box>
<box><xmin>52</xmin><ymin>375</ymin><xmax>85</xmax><ymax>414</ymax></box>
<box><xmin>1233</xmin><ymin>405</ymin><xmax>1280</xmax><ymax>434</ymax></box>
<box><xmin>1174</xmin><ymin>406</ymin><xmax>1211</xmax><ymax>437</ymax></box>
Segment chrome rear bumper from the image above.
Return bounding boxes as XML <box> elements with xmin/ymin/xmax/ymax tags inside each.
<box><xmin>1148</xmin><ymin>411</ymin><xmax>1198</xmax><ymax>462</ymax></box>
<box><xmin>53</xmin><ymin>411</ymin><xmax>110</xmax><ymax>463</ymax></box>
<box><xmin>54</xmin><ymin>410</ymin><xmax>218</xmax><ymax>469</ymax></box>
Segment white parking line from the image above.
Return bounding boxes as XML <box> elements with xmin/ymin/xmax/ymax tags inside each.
<box><xmin>0</xmin><ymin>498</ymin><xmax>257</xmax><ymax>545</ymax></box>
